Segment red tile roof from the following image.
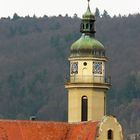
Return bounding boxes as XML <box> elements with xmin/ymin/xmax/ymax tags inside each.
<box><xmin>0</xmin><ymin>120</ymin><xmax>99</xmax><ymax>140</ymax></box>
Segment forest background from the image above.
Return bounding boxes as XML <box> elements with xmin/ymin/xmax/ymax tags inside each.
<box><xmin>0</xmin><ymin>9</ymin><xmax>139</xmax><ymax>137</ymax></box>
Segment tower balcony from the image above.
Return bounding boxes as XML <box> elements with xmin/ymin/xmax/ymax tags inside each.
<box><xmin>65</xmin><ymin>75</ymin><xmax>111</xmax><ymax>84</ymax></box>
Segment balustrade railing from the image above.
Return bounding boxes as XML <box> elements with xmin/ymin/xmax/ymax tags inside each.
<box><xmin>65</xmin><ymin>75</ymin><xmax>111</xmax><ymax>84</ymax></box>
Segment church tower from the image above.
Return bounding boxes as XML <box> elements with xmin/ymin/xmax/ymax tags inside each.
<box><xmin>65</xmin><ymin>0</ymin><xmax>111</xmax><ymax>123</ymax></box>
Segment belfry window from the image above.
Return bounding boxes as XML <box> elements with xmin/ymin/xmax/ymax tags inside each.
<box><xmin>86</xmin><ymin>24</ymin><xmax>89</xmax><ymax>29</ymax></box>
<box><xmin>108</xmin><ymin>129</ymin><xmax>113</xmax><ymax>140</ymax></box>
<box><xmin>81</xmin><ymin>96</ymin><xmax>88</xmax><ymax>121</ymax></box>
<box><xmin>90</xmin><ymin>24</ymin><xmax>93</xmax><ymax>30</ymax></box>
<box><xmin>83</xmin><ymin>24</ymin><xmax>84</xmax><ymax>29</ymax></box>
<box><xmin>81</xmin><ymin>23</ymin><xmax>84</xmax><ymax>31</ymax></box>
<box><xmin>71</xmin><ymin>62</ymin><xmax>78</xmax><ymax>74</ymax></box>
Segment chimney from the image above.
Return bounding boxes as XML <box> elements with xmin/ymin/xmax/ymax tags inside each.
<box><xmin>30</xmin><ymin>116</ymin><xmax>36</xmax><ymax>121</ymax></box>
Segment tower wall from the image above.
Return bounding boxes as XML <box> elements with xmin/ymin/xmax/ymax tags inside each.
<box><xmin>65</xmin><ymin>57</ymin><xmax>110</xmax><ymax>122</ymax></box>
<box><xmin>65</xmin><ymin>2</ymin><xmax>111</xmax><ymax>123</ymax></box>
<box><xmin>68</xmin><ymin>88</ymin><xmax>106</xmax><ymax>122</ymax></box>
<box><xmin>69</xmin><ymin>57</ymin><xmax>106</xmax><ymax>83</ymax></box>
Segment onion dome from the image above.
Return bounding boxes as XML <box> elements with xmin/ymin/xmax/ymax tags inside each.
<box><xmin>70</xmin><ymin>34</ymin><xmax>105</xmax><ymax>57</ymax></box>
<box><xmin>70</xmin><ymin>0</ymin><xmax>105</xmax><ymax>57</ymax></box>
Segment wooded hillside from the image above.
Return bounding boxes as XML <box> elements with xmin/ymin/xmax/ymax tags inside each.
<box><xmin>0</xmin><ymin>13</ymin><xmax>139</xmax><ymax>136</ymax></box>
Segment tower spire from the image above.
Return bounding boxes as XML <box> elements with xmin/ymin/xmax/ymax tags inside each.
<box><xmin>87</xmin><ymin>0</ymin><xmax>91</xmax><ymax>11</ymax></box>
<box><xmin>87</xmin><ymin>0</ymin><xmax>91</xmax><ymax>12</ymax></box>
<box><xmin>80</xmin><ymin>0</ymin><xmax>96</xmax><ymax>37</ymax></box>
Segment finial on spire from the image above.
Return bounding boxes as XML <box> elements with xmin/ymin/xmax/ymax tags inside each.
<box><xmin>87</xmin><ymin>0</ymin><xmax>91</xmax><ymax>10</ymax></box>
<box><xmin>87</xmin><ymin>0</ymin><xmax>90</xmax><ymax>5</ymax></box>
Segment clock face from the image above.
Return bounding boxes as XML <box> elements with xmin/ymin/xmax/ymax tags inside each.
<box><xmin>93</xmin><ymin>62</ymin><xmax>102</xmax><ymax>74</ymax></box>
<box><xmin>71</xmin><ymin>62</ymin><xmax>78</xmax><ymax>74</ymax></box>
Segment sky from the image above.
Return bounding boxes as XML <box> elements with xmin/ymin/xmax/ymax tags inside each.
<box><xmin>0</xmin><ymin>0</ymin><xmax>140</xmax><ymax>18</ymax></box>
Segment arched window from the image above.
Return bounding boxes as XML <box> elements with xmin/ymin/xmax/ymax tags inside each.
<box><xmin>81</xmin><ymin>96</ymin><xmax>88</xmax><ymax>121</ymax></box>
<box><xmin>86</xmin><ymin>23</ymin><xmax>89</xmax><ymax>29</ymax></box>
<box><xmin>83</xmin><ymin>24</ymin><xmax>85</xmax><ymax>29</ymax></box>
<box><xmin>80</xmin><ymin>23</ymin><xmax>84</xmax><ymax>30</ymax></box>
<box><xmin>108</xmin><ymin>129</ymin><xmax>113</xmax><ymax>140</ymax></box>
<box><xmin>90</xmin><ymin>24</ymin><xmax>93</xmax><ymax>30</ymax></box>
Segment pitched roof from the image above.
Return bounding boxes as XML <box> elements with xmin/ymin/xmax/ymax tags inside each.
<box><xmin>0</xmin><ymin>120</ymin><xmax>99</xmax><ymax>140</ymax></box>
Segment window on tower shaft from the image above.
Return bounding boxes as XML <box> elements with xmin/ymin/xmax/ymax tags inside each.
<box><xmin>81</xmin><ymin>96</ymin><xmax>88</xmax><ymax>121</ymax></box>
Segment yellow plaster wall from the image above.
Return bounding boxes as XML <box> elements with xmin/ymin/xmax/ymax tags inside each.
<box><xmin>70</xmin><ymin>59</ymin><xmax>105</xmax><ymax>76</ymax></box>
<box><xmin>97</xmin><ymin>116</ymin><xmax>124</xmax><ymax>140</ymax></box>
<box><xmin>70</xmin><ymin>59</ymin><xmax>105</xmax><ymax>83</ymax></box>
<box><xmin>68</xmin><ymin>88</ymin><xmax>106</xmax><ymax>122</ymax></box>
<box><xmin>67</xmin><ymin>57</ymin><xmax>109</xmax><ymax>123</ymax></box>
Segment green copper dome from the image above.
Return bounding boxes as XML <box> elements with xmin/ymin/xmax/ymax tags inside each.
<box><xmin>70</xmin><ymin>1</ymin><xmax>105</xmax><ymax>58</ymax></box>
<box><xmin>70</xmin><ymin>34</ymin><xmax>105</xmax><ymax>57</ymax></box>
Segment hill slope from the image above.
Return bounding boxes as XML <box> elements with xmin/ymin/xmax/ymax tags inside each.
<box><xmin>0</xmin><ymin>14</ymin><xmax>139</xmax><ymax>135</ymax></box>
